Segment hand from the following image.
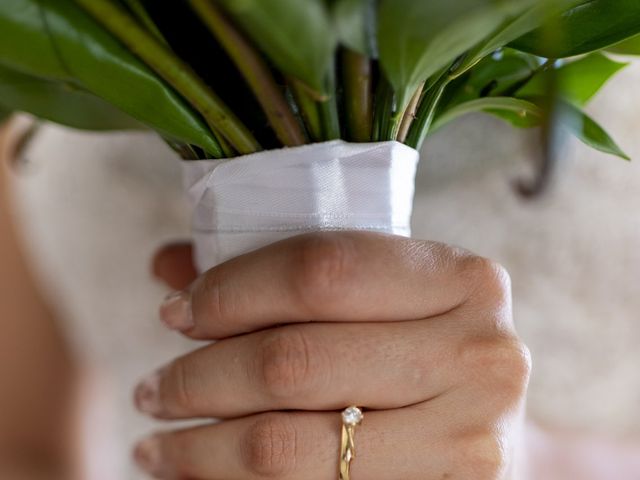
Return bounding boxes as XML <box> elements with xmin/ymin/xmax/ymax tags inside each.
<box><xmin>136</xmin><ymin>232</ymin><xmax>530</xmax><ymax>479</ymax></box>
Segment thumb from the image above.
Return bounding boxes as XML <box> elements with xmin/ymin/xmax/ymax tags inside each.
<box><xmin>151</xmin><ymin>242</ymin><xmax>197</xmax><ymax>291</ymax></box>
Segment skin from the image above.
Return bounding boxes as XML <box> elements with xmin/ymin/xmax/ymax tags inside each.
<box><xmin>0</xmin><ymin>121</ymin><xmax>76</xmax><ymax>477</ymax></box>
<box><xmin>142</xmin><ymin>239</ymin><xmax>640</xmax><ymax>480</ymax></box>
<box><xmin>0</xmin><ymin>121</ymin><xmax>638</xmax><ymax>478</ymax></box>
<box><xmin>134</xmin><ymin>232</ymin><xmax>532</xmax><ymax>479</ymax></box>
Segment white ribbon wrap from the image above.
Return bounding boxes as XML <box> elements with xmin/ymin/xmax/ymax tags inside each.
<box><xmin>183</xmin><ymin>140</ymin><xmax>419</xmax><ymax>272</ymax></box>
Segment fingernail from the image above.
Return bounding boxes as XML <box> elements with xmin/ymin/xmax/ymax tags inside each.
<box><xmin>160</xmin><ymin>291</ymin><xmax>194</xmax><ymax>331</ymax></box>
<box><xmin>133</xmin><ymin>435</ymin><xmax>162</xmax><ymax>474</ymax></box>
<box><xmin>134</xmin><ymin>371</ymin><xmax>161</xmax><ymax>416</ymax></box>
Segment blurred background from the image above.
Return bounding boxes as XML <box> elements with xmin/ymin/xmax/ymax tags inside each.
<box><xmin>4</xmin><ymin>58</ymin><xmax>639</xmax><ymax>478</ymax></box>
<box><xmin>413</xmin><ymin>58</ymin><xmax>640</xmax><ymax>437</ymax></box>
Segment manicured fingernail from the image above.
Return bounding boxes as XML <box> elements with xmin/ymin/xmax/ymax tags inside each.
<box><xmin>134</xmin><ymin>371</ymin><xmax>161</xmax><ymax>416</ymax></box>
<box><xmin>134</xmin><ymin>435</ymin><xmax>162</xmax><ymax>474</ymax></box>
<box><xmin>160</xmin><ymin>291</ymin><xmax>194</xmax><ymax>331</ymax></box>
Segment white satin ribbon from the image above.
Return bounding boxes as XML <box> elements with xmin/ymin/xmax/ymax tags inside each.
<box><xmin>183</xmin><ymin>140</ymin><xmax>419</xmax><ymax>272</ymax></box>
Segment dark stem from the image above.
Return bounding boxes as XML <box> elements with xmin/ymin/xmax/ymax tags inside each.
<box><xmin>516</xmin><ymin>59</ymin><xmax>560</xmax><ymax>198</ymax></box>
<box><xmin>342</xmin><ymin>49</ymin><xmax>373</xmax><ymax>142</ymax></box>
<box><xmin>289</xmin><ymin>78</ymin><xmax>323</xmax><ymax>142</ymax></box>
<box><xmin>162</xmin><ymin>138</ymin><xmax>201</xmax><ymax>160</ymax></box>
<box><xmin>319</xmin><ymin>93</ymin><xmax>341</xmax><ymax>140</ymax></box>
<box><xmin>120</xmin><ymin>0</ymin><xmax>168</xmax><ymax>45</ymax></box>
<box><xmin>373</xmin><ymin>74</ymin><xmax>394</xmax><ymax>141</ymax></box>
<box><xmin>74</xmin><ymin>0</ymin><xmax>260</xmax><ymax>156</ymax></box>
<box><xmin>190</xmin><ymin>0</ymin><xmax>305</xmax><ymax>147</ymax></box>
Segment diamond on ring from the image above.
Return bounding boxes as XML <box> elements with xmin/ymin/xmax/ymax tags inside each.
<box><xmin>339</xmin><ymin>406</ymin><xmax>363</xmax><ymax>480</ymax></box>
<box><xmin>342</xmin><ymin>406</ymin><xmax>363</xmax><ymax>426</ymax></box>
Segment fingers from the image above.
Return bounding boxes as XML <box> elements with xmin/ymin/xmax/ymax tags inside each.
<box><xmin>134</xmin><ymin>398</ymin><xmax>515</xmax><ymax>480</ymax></box>
<box><xmin>162</xmin><ymin>232</ymin><xmax>511</xmax><ymax>340</ymax></box>
<box><xmin>135</xmin><ymin>320</ymin><xmax>465</xmax><ymax>419</ymax></box>
<box><xmin>133</xmin><ymin>333</ymin><xmax>530</xmax><ymax>479</ymax></box>
<box><xmin>134</xmin><ymin>412</ymin><xmax>339</xmax><ymax>480</ymax></box>
<box><xmin>152</xmin><ymin>243</ymin><xmax>197</xmax><ymax>291</ymax></box>
<box><xmin>138</xmin><ymin>232</ymin><xmax>527</xmax><ymax>479</ymax></box>
<box><xmin>134</xmin><ymin>407</ymin><xmax>434</xmax><ymax>480</ymax></box>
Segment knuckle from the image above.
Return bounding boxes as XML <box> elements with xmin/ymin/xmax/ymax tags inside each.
<box><xmin>462</xmin><ymin>338</ymin><xmax>532</xmax><ymax>398</ymax></box>
<box><xmin>292</xmin><ymin>233</ymin><xmax>357</xmax><ymax>312</ymax></box>
<box><xmin>462</xmin><ymin>256</ymin><xmax>512</xmax><ymax>307</ymax></box>
<box><xmin>240</xmin><ymin>414</ymin><xmax>298</xmax><ymax>477</ymax></box>
<box><xmin>198</xmin><ymin>267</ymin><xmax>233</xmax><ymax>322</ymax></box>
<box><xmin>457</xmin><ymin>430</ymin><xmax>509</xmax><ymax>480</ymax></box>
<box><xmin>163</xmin><ymin>359</ymin><xmax>199</xmax><ymax>413</ymax></box>
<box><xmin>257</xmin><ymin>328</ymin><xmax>321</xmax><ymax>399</ymax></box>
<box><xmin>458</xmin><ymin>256</ymin><xmax>514</xmax><ymax>334</ymax></box>
<box><xmin>156</xmin><ymin>431</ymin><xmax>197</xmax><ymax>478</ymax></box>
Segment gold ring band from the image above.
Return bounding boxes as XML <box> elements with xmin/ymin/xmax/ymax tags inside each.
<box><xmin>339</xmin><ymin>406</ymin><xmax>363</xmax><ymax>480</ymax></box>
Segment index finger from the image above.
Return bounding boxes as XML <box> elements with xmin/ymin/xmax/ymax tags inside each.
<box><xmin>160</xmin><ymin>232</ymin><xmax>510</xmax><ymax>339</ymax></box>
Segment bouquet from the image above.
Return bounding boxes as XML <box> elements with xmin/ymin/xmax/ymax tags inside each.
<box><xmin>1</xmin><ymin>0</ymin><xmax>640</xmax><ymax>268</ymax></box>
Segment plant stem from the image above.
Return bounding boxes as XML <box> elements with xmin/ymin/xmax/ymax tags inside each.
<box><xmin>215</xmin><ymin>131</ymin><xmax>236</xmax><ymax>157</ymax></box>
<box><xmin>74</xmin><ymin>0</ymin><xmax>260</xmax><ymax>155</ymax></box>
<box><xmin>163</xmin><ymin>138</ymin><xmax>201</xmax><ymax>160</ymax></box>
<box><xmin>289</xmin><ymin>74</ymin><xmax>340</xmax><ymax>142</ymax></box>
<box><xmin>386</xmin><ymin>81</ymin><xmax>427</xmax><ymax>142</ymax></box>
<box><xmin>319</xmin><ymin>93</ymin><xmax>341</xmax><ymax>140</ymax></box>
<box><xmin>373</xmin><ymin>74</ymin><xmax>394</xmax><ymax>141</ymax></box>
<box><xmin>190</xmin><ymin>0</ymin><xmax>305</xmax><ymax>147</ymax></box>
<box><xmin>396</xmin><ymin>81</ymin><xmax>425</xmax><ymax>143</ymax></box>
<box><xmin>342</xmin><ymin>49</ymin><xmax>373</xmax><ymax>142</ymax></box>
<box><xmin>501</xmin><ymin>58</ymin><xmax>555</xmax><ymax>98</ymax></box>
<box><xmin>120</xmin><ymin>0</ymin><xmax>168</xmax><ymax>45</ymax></box>
<box><xmin>386</xmin><ymin>110</ymin><xmax>403</xmax><ymax>141</ymax></box>
<box><xmin>405</xmin><ymin>75</ymin><xmax>450</xmax><ymax>150</ymax></box>
<box><xmin>290</xmin><ymin>78</ymin><xmax>323</xmax><ymax>142</ymax></box>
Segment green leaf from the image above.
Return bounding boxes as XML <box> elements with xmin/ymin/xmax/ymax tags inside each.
<box><xmin>444</xmin><ymin>50</ymin><xmax>541</xmax><ymax>109</ymax></box>
<box><xmin>433</xmin><ymin>95</ymin><xmax>629</xmax><ymax>160</ymax></box>
<box><xmin>431</xmin><ymin>97</ymin><xmax>543</xmax><ymax>133</ymax></box>
<box><xmin>214</xmin><ymin>0</ymin><xmax>336</xmax><ymax>94</ymax></box>
<box><xmin>511</xmin><ymin>0</ymin><xmax>640</xmax><ymax>58</ymax></box>
<box><xmin>0</xmin><ymin>62</ymin><xmax>144</xmax><ymax>130</ymax></box>
<box><xmin>454</xmin><ymin>0</ymin><xmax>585</xmax><ymax>75</ymax></box>
<box><xmin>332</xmin><ymin>0</ymin><xmax>376</xmax><ymax>57</ymax></box>
<box><xmin>0</xmin><ymin>0</ymin><xmax>221</xmax><ymax>155</ymax></box>
<box><xmin>378</xmin><ymin>0</ymin><xmax>539</xmax><ymax>110</ymax></box>
<box><xmin>555</xmin><ymin>100</ymin><xmax>630</xmax><ymax>160</ymax></box>
<box><xmin>517</xmin><ymin>53</ymin><xmax>628</xmax><ymax>107</ymax></box>
<box><xmin>607</xmin><ymin>34</ymin><xmax>640</xmax><ymax>55</ymax></box>
<box><xmin>76</xmin><ymin>0</ymin><xmax>258</xmax><ymax>156</ymax></box>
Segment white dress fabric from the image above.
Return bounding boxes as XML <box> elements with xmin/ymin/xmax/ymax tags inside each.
<box><xmin>10</xmin><ymin>62</ymin><xmax>640</xmax><ymax>479</ymax></box>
